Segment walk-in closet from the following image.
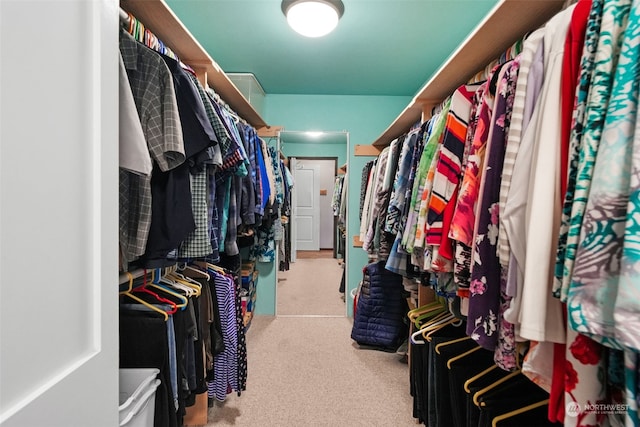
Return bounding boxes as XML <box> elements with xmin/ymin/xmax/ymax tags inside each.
<box><xmin>2</xmin><ymin>0</ymin><xmax>639</xmax><ymax>426</ymax></box>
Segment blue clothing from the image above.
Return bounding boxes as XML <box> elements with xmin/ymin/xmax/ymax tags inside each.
<box><xmin>255</xmin><ymin>141</ymin><xmax>271</xmax><ymax>212</ymax></box>
<box><xmin>351</xmin><ymin>261</ymin><xmax>409</xmax><ymax>350</ymax></box>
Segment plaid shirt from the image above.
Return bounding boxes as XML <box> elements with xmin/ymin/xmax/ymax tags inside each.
<box><xmin>224</xmin><ymin>175</ymin><xmax>243</xmax><ymax>256</ymax></box>
<box><xmin>178</xmin><ymin>168</ymin><xmax>213</xmax><ymax>258</ymax></box>
<box><xmin>119</xmin><ymin>30</ymin><xmax>185</xmax><ymax>172</ymax></box>
<box><xmin>119</xmin><ymin>30</ymin><xmax>184</xmax><ymax>266</ymax></box>
<box><xmin>119</xmin><ymin>170</ymin><xmax>152</xmax><ymax>267</ymax></box>
<box><xmin>187</xmin><ymin>73</ymin><xmax>229</xmax><ymax>167</ymax></box>
<box><xmin>206</xmin><ymin>89</ymin><xmax>235</xmax><ymax>157</ymax></box>
<box><xmin>207</xmin><ymin>167</ymin><xmax>221</xmax><ymax>262</ymax></box>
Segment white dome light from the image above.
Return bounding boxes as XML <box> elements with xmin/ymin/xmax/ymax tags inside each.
<box><xmin>282</xmin><ymin>0</ymin><xmax>344</xmax><ymax>38</ymax></box>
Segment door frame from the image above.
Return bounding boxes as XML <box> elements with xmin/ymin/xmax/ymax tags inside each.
<box><xmin>288</xmin><ymin>156</ymin><xmax>338</xmax><ymax>257</ymax></box>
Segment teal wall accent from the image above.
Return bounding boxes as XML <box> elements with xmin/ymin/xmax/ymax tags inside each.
<box><xmin>253</xmin><ymin>94</ymin><xmax>411</xmax><ymax>316</ymax></box>
<box><xmin>254</xmin><ymin>260</ymin><xmax>276</xmax><ymax>316</ymax></box>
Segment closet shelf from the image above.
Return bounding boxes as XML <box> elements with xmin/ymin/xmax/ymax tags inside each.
<box><xmin>120</xmin><ymin>0</ymin><xmax>271</xmax><ymax>130</ymax></box>
<box><xmin>371</xmin><ymin>0</ymin><xmax>566</xmax><ymax>148</ymax></box>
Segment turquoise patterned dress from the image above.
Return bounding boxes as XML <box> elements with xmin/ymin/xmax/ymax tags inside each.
<box><xmin>556</xmin><ymin>0</ymin><xmax>630</xmax><ymax>302</ymax></box>
<box><xmin>554</xmin><ymin>0</ymin><xmax>605</xmax><ymax>300</ymax></box>
<box><xmin>568</xmin><ymin>0</ymin><xmax>638</xmax><ymax>351</ymax></box>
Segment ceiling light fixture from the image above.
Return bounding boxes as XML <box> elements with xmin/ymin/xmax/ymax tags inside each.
<box><xmin>281</xmin><ymin>0</ymin><xmax>345</xmax><ymax>38</ymax></box>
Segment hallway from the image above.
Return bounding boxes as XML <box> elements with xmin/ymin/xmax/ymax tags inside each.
<box><xmin>277</xmin><ymin>250</ymin><xmax>345</xmax><ymax>316</ymax></box>
<box><xmin>207</xmin><ymin>253</ymin><xmax>415</xmax><ymax>426</ymax></box>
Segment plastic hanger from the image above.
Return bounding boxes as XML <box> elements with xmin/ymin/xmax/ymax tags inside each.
<box><xmin>120</xmin><ymin>272</ymin><xmax>168</xmax><ymax>321</ymax></box>
<box><xmin>491</xmin><ymin>399</ymin><xmax>549</xmax><ymax>427</ymax></box>
<box><xmin>464</xmin><ymin>365</ymin><xmax>499</xmax><ymax>393</ymax></box>
<box><xmin>132</xmin><ymin>274</ymin><xmax>178</xmax><ymax>315</ymax></box>
<box><xmin>473</xmin><ymin>370</ymin><xmax>522</xmax><ymax>407</ymax></box>
<box><xmin>146</xmin><ymin>280</ymin><xmax>188</xmax><ymax>311</ymax></box>
<box><xmin>414</xmin><ymin>305</ymin><xmax>447</xmax><ymax>329</ymax></box>
<box><xmin>409</xmin><ymin>310</ymin><xmax>451</xmax><ymax>344</ymax></box>
<box><xmin>465</xmin><ymin>344</ymin><xmax>524</xmax><ymax>394</ymax></box>
<box><xmin>423</xmin><ymin>316</ymin><xmax>464</xmax><ymax>341</ymax></box>
<box><xmin>153</xmin><ymin>268</ymin><xmax>194</xmax><ymax>297</ymax></box>
<box><xmin>163</xmin><ymin>277</ymin><xmax>194</xmax><ymax>297</ymax></box>
<box><xmin>167</xmin><ymin>271</ymin><xmax>202</xmax><ymax>296</ymax></box>
<box><xmin>434</xmin><ymin>336</ymin><xmax>472</xmax><ymax>355</ymax></box>
<box><xmin>127</xmin><ymin>13</ymin><xmax>135</xmax><ymax>35</ymax></box>
<box><xmin>447</xmin><ymin>345</ymin><xmax>482</xmax><ymax>369</ymax></box>
<box><xmin>410</xmin><ymin>327</ymin><xmax>427</xmax><ymax>345</ymax></box>
<box><xmin>408</xmin><ymin>300</ymin><xmax>444</xmax><ymax>321</ymax></box>
<box><xmin>179</xmin><ymin>263</ymin><xmax>210</xmax><ymax>281</ymax></box>
<box><xmin>131</xmin><ymin>17</ymin><xmax>138</xmax><ymax>40</ymax></box>
<box><xmin>195</xmin><ymin>260</ymin><xmax>228</xmax><ymax>276</ymax></box>
<box><xmin>171</xmin><ymin>270</ymin><xmax>202</xmax><ymax>286</ymax></box>
<box><xmin>417</xmin><ymin>310</ymin><xmax>452</xmax><ymax>332</ymax></box>
<box><xmin>136</xmin><ymin>20</ymin><xmax>145</xmax><ymax>43</ymax></box>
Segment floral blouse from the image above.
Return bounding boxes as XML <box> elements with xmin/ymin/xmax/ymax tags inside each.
<box><xmin>466</xmin><ymin>60</ymin><xmax>518</xmax><ymax>351</ymax></box>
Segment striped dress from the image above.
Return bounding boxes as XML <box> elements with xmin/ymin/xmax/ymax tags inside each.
<box><xmin>209</xmin><ymin>271</ymin><xmax>238</xmax><ymax>401</ymax></box>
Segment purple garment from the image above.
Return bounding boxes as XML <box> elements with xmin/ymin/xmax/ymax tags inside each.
<box><xmin>467</xmin><ymin>59</ymin><xmax>519</xmax><ymax>351</ymax></box>
<box><xmin>211</xmin><ymin>271</ymin><xmax>238</xmax><ymax>401</ymax></box>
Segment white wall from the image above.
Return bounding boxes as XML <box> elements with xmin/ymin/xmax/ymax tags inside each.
<box><xmin>0</xmin><ymin>1</ymin><xmax>119</xmax><ymax>425</ymax></box>
<box><xmin>316</xmin><ymin>160</ymin><xmax>337</xmax><ymax>249</ymax></box>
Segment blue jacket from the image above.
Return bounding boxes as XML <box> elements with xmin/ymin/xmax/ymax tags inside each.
<box><xmin>351</xmin><ymin>261</ymin><xmax>408</xmax><ymax>350</ymax></box>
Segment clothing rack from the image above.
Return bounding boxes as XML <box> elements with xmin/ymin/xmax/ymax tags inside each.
<box><xmin>119</xmin><ymin>268</ymin><xmax>146</xmax><ymax>285</ymax></box>
<box><xmin>119</xmin><ymin>7</ymin><xmax>128</xmax><ymax>24</ymax></box>
<box><xmin>430</xmin><ymin>95</ymin><xmax>452</xmax><ymax>117</ymax></box>
<box><xmin>207</xmin><ymin>88</ymin><xmax>249</xmax><ymax>127</ymax></box>
<box><xmin>467</xmin><ymin>35</ymin><xmax>524</xmax><ymax>84</ymax></box>
<box><xmin>119</xmin><ymin>0</ymin><xmax>271</xmax><ymax>130</ymax></box>
<box><xmin>369</xmin><ymin>0</ymin><xmax>566</xmax><ymax>148</ymax></box>
<box><xmin>119</xmin><ymin>7</ymin><xmax>180</xmax><ymax>62</ymax></box>
<box><xmin>121</xmin><ymin>5</ymin><xmax>259</xmax><ymax>136</ymax></box>
<box><xmin>118</xmin><ymin>265</ymin><xmax>178</xmax><ymax>285</ymax></box>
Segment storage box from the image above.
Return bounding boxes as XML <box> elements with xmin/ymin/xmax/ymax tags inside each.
<box><xmin>119</xmin><ymin>368</ymin><xmax>161</xmax><ymax>427</ymax></box>
<box><xmin>227</xmin><ymin>73</ymin><xmax>266</xmax><ymax>116</ymax></box>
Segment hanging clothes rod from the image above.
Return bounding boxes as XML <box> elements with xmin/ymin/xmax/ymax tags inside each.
<box><xmin>119</xmin><ymin>268</ymin><xmax>146</xmax><ymax>285</ymax></box>
<box><xmin>119</xmin><ymin>6</ymin><xmax>258</xmax><ymax>132</ymax></box>
<box><xmin>119</xmin><ymin>264</ymin><xmax>182</xmax><ymax>285</ymax></box>
<box><xmin>119</xmin><ymin>7</ymin><xmax>129</xmax><ymax>25</ymax></box>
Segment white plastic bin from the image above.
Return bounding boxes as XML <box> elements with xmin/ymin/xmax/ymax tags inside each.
<box><xmin>119</xmin><ymin>368</ymin><xmax>161</xmax><ymax>427</ymax></box>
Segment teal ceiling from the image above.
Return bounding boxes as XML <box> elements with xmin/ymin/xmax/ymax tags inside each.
<box><xmin>166</xmin><ymin>0</ymin><xmax>499</xmax><ymax>96</ymax></box>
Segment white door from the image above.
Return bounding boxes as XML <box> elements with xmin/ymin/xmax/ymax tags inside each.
<box><xmin>0</xmin><ymin>1</ymin><xmax>119</xmax><ymax>426</ymax></box>
<box><xmin>292</xmin><ymin>158</ymin><xmax>321</xmax><ymax>251</ymax></box>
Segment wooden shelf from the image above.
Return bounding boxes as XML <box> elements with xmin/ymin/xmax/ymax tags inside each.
<box><xmin>120</xmin><ymin>0</ymin><xmax>269</xmax><ymax>129</ymax></box>
<box><xmin>371</xmin><ymin>0</ymin><xmax>566</xmax><ymax>148</ymax></box>
<box><xmin>257</xmin><ymin>126</ymin><xmax>284</xmax><ymax>138</ymax></box>
<box><xmin>354</xmin><ymin>144</ymin><xmax>382</xmax><ymax>156</ymax></box>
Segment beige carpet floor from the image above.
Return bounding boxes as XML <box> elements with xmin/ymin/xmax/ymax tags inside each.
<box><xmin>277</xmin><ymin>255</ymin><xmax>345</xmax><ymax>316</ymax></box>
<box><xmin>205</xmin><ymin>253</ymin><xmax>416</xmax><ymax>426</ymax></box>
<box><xmin>207</xmin><ymin>316</ymin><xmax>416</xmax><ymax>426</ymax></box>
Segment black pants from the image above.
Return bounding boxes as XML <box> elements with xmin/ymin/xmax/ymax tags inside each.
<box><xmin>431</xmin><ymin>335</ymin><xmax>478</xmax><ymax>427</ymax></box>
<box><xmin>410</xmin><ymin>324</ymin><xmax>465</xmax><ymax>425</ymax></box>
<box><xmin>447</xmin><ymin>345</ymin><xmax>496</xmax><ymax>427</ymax></box>
<box><xmin>476</xmin><ymin>373</ymin><xmax>557</xmax><ymax>427</ymax></box>
<box><xmin>466</xmin><ymin>366</ymin><xmax>515</xmax><ymax>427</ymax></box>
<box><xmin>410</xmin><ymin>329</ymin><xmax>430</xmax><ymax>424</ymax></box>
<box><xmin>120</xmin><ymin>310</ymin><xmax>177</xmax><ymax>427</ymax></box>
